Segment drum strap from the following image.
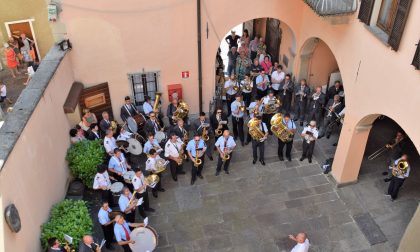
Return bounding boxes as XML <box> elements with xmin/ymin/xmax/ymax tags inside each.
<box><xmin>125</xmin><ymin>105</ymin><xmax>133</xmax><ymax>117</ymax></box>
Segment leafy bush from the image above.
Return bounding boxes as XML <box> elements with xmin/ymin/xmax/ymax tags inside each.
<box><xmin>40</xmin><ymin>200</ymin><xmax>93</xmax><ymax>250</ymax></box>
<box><xmin>66</xmin><ymin>140</ymin><xmax>105</xmax><ymax>188</ymax></box>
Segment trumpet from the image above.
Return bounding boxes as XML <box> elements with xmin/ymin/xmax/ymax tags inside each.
<box><xmin>215</xmin><ymin>120</ymin><xmax>227</xmax><ymax>137</ymax></box>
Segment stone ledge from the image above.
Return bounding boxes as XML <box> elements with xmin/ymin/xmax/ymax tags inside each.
<box><xmin>0</xmin><ymin>46</ymin><xmax>67</xmax><ymax>171</ymax></box>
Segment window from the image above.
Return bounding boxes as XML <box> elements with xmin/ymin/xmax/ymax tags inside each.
<box><xmin>376</xmin><ymin>0</ymin><xmax>398</xmax><ymax>34</ymax></box>
<box><xmin>128</xmin><ymin>72</ymin><xmax>160</xmax><ymax>106</ymax></box>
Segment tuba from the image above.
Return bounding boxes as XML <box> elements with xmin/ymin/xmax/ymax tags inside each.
<box><xmin>392</xmin><ymin>160</ymin><xmax>409</xmax><ymax>177</ymax></box>
<box><xmin>173</xmin><ymin>100</ymin><xmax>189</xmax><ymax>121</ymax></box>
<box><xmin>153</xmin><ymin>159</ymin><xmax>167</xmax><ymax>174</ymax></box>
<box><xmin>270</xmin><ymin>113</ymin><xmax>294</xmax><ymax>142</ymax></box>
<box><xmin>247</xmin><ymin>118</ymin><xmax>266</xmax><ymax>142</ymax></box>
<box><xmin>153</xmin><ymin>92</ymin><xmax>162</xmax><ymax>112</ymax></box>
<box><xmin>264</xmin><ymin>97</ymin><xmax>281</xmax><ymax>114</ymax></box>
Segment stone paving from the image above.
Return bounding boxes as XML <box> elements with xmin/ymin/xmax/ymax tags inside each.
<box><xmin>0</xmin><ymin>66</ymin><xmax>28</xmax><ymax>113</ymax></box>
<box><xmin>94</xmin><ymin>118</ymin><xmax>418</xmax><ymax>252</ymax></box>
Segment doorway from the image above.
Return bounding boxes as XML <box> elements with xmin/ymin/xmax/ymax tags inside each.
<box><xmin>5</xmin><ymin>19</ymin><xmax>41</xmax><ymax>61</ymax></box>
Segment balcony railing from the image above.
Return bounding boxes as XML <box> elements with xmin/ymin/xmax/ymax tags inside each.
<box><xmin>304</xmin><ymin>0</ymin><xmax>357</xmax><ymax>16</ymax></box>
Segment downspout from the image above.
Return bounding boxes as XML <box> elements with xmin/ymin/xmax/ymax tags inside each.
<box><xmin>197</xmin><ymin>0</ymin><xmax>203</xmax><ymax>112</ymax></box>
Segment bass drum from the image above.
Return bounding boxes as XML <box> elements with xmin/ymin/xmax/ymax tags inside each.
<box><xmin>127</xmin><ymin>117</ymin><xmax>138</xmax><ymax>134</ymax></box>
<box><xmin>129</xmin><ymin>226</ymin><xmax>158</xmax><ymax>252</ymax></box>
<box><xmin>155</xmin><ymin>131</ymin><xmax>167</xmax><ymax>144</ymax></box>
<box><xmin>127</xmin><ymin>138</ymin><xmax>143</xmax><ymax>155</ymax></box>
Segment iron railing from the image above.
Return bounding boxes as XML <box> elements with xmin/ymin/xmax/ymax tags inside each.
<box><xmin>304</xmin><ymin>0</ymin><xmax>357</xmax><ymax>16</ymax></box>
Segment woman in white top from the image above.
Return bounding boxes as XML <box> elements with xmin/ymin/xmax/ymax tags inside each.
<box><xmin>289</xmin><ymin>233</ymin><xmax>310</xmax><ymax>252</ymax></box>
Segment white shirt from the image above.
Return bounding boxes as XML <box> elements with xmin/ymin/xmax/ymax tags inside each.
<box><xmin>302</xmin><ymin>126</ymin><xmax>319</xmax><ymax>139</ymax></box>
<box><xmin>164</xmin><ymin>138</ymin><xmax>183</xmax><ymax>158</ymax></box>
<box><xmin>93</xmin><ymin>171</ymin><xmax>111</xmax><ymax>190</ymax></box>
<box><xmin>224</xmin><ymin>80</ymin><xmax>238</xmax><ymax>95</ymax></box>
<box><xmin>262</xmin><ymin>95</ymin><xmax>276</xmax><ymax>105</ymax></box>
<box><xmin>104</xmin><ymin>136</ymin><xmax>117</xmax><ymax>154</ymax></box>
<box><xmin>0</xmin><ymin>85</ymin><xmax>6</xmax><ymax>97</ymax></box>
<box><xmin>291</xmin><ymin>239</ymin><xmax>310</xmax><ymax>252</ymax></box>
<box><xmin>271</xmin><ymin>70</ymin><xmax>285</xmax><ymax>90</ymax></box>
<box><xmin>117</xmin><ymin>131</ymin><xmax>133</xmax><ymax>141</ymax></box>
<box><xmin>132</xmin><ymin>174</ymin><xmax>146</xmax><ymax>192</ymax></box>
<box><xmin>143</xmin><ymin>101</ymin><xmax>153</xmax><ymax>115</ymax></box>
<box><xmin>146</xmin><ymin>156</ymin><xmax>163</xmax><ymax>172</ymax></box>
<box><xmin>338</xmin><ymin>107</ymin><xmax>345</xmax><ymax>117</ymax></box>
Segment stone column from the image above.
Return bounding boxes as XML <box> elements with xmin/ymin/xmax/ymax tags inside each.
<box><xmin>331</xmin><ymin>116</ymin><xmax>373</xmax><ymax>185</ymax></box>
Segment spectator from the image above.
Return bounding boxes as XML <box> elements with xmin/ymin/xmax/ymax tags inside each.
<box><xmin>240</xmin><ymin>29</ymin><xmax>250</xmax><ymax>48</ymax></box>
<box><xmin>257</xmin><ymin>37</ymin><xmax>267</xmax><ymax>62</ymax></box>
<box><xmin>20</xmin><ymin>33</ymin><xmax>35</xmax><ymax>65</ymax></box>
<box><xmin>249</xmin><ymin>35</ymin><xmax>259</xmax><ymax>61</ymax></box>
<box><xmin>289</xmin><ymin>232</ymin><xmax>310</xmax><ymax>252</ymax></box>
<box><xmin>8</xmin><ymin>37</ymin><xmax>22</xmax><ymax>65</ymax></box>
<box><xmin>227</xmin><ymin>47</ymin><xmax>239</xmax><ymax>77</ymax></box>
<box><xmin>0</xmin><ymin>82</ymin><xmax>13</xmax><ymax>111</ymax></box>
<box><xmin>260</xmin><ymin>56</ymin><xmax>273</xmax><ymax>76</ymax></box>
<box><xmin>235</xmin><ymin>50</ymin><xmax>252</xmax><ymax>82</ymax></box>
<box><xmin>3</xmin><ymin>43</ymin><xmax>20</xmax><ymax>78</ymax></box>
<box><xmin>225</xmin><ymin>30</ymin><xmax>241</xmax><ymax>49</ymax></box>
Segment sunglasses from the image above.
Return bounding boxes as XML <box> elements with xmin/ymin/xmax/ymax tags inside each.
<box><xmin>217</xmin><ymin>111</ymin><xmax>222</xmax><ymax>114</ymax></box>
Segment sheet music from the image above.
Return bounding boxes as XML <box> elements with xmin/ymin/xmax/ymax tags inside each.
<box><xmin>137</xmin><ymin>197</ymin><xmax>144</xmax><ymax>206</ymax></box>
<box><xmin>64</xmin><ymin>234</ymin><xmax>73</xmax><ymax>244</ymax></box>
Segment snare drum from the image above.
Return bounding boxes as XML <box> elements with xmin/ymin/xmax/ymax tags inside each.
<box><xmin>123</xmin><ymin>171</ymin><xmax>135</xmax><ymax>184</ymax></box>
<box><xmin>129</xmin><ymin>226</ymin><xmax>158</xmax><ymax>252</ymax></box>
<box><xmin>127</xmin><ymin>138</ymin><xmax>143</xmax><ymax>155</ymax></box>
<box><xmin>116</xmin><ymin>140</ymin><xmax>129</xmax><ymax>149</ymax></box>
<box><xmin>127</xmin><ymin>117</ymin><xmax>138</xmax><ymax>133</ymax></box>
<box><xmin>110</xmin><ymin>182</ymin><xmax>124</xmax><ymax>196</ymax></box>
<box><xmin>154</xmin><ymin>131</ymin><xmax>166</xmax><ymax>143</ymax></box>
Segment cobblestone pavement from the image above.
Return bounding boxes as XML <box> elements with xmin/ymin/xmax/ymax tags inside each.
<box><xmin>95</xmin><ymin>118</ymin><xmax>418</xmax><ymax>252</ymax></box>
<box><xmin>0</xmin><ymin>67</ymin><xmax>28</xmax><ymax>113</ymax></box>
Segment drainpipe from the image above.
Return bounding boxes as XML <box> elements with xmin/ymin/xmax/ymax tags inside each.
<box><xmin>197</xmin><ymin>0</ymin><xmax>203</xmax><ymax>112</ymax></box>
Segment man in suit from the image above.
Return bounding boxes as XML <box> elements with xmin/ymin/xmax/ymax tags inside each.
<box><xmin>77</xmin><ymin>235</ymin><xmax>98</xmax><ymax>252</ymax></box>
<box><xmin>280</xmin><ymin>74</ymin><xmax>294</xmax><ymax>113</ymax></box>
<box><xmin>191</xmin><ymin>112</ymin><xmax>214</xmax><ymax>160</ymax></box>
<box><xmin>326</xmin><ymin>80</ymin><xmax>344</xmax><ymax>103</ymax></box>
<box><xmin>144</xmin><ymin>112</ymin><xmax>162</xmax><ymax>136</ymax></box>
<box><xmin>210</xmin><ymin>107</ymin><xmax>229</xmax><ymax>141</ymax></box>
<box><xmin>323</xmin><ymin>95</ymin><xmax>344</xmax><ymax>139</ymax></box>
<box><xmin>120</xmin><ymin>96</ymin><xmax>141</xmax><ymax>122</ymax></box>
<box><xmin>87</xmin><ymin>123</ymin><xmax>101</xmax><ymax>140</ymax></box>
<box><xmin>306</xmin><ymin>87</ymin><xmax>326</xmax><ymax>129</ymax></box>
<box><xmin>99</xmin><ymin>111</ymin><xmax>112</xmax><ymax>135</ymax></box>
<box><xmin>167</xmin><ymin>98</ymin><xmax>179</xmax><ymax>126</ymax></box>
<box><xmin>293</xmin><ymin>79</ymin><xmax>311</xmax><ymax>126</ymax></box>
<box><xmin>47</xmin><ymin>237</ymin><xmax>66</xmax><ymax>252</ymax></box>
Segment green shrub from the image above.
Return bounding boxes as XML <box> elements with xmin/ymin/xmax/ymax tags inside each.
<box><xmin>66</xmin><ymin>140</ymin><xmax>105</xmax><ymax>188</ymax></box>
<box><xmin>40</xmin><ymin>200</ymin><xmax>93</xmax><ymax>250</ymax></box>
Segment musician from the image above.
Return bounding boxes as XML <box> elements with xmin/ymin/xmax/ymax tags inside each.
<box><xmin>300</xmin><ymin>121</ymin><xmax>319</xmax><ymax>163</ymax></box>
<box><xmin>271</xmin><ymin>65</ymin><xmax>285</xmax><ymax>96</ymax></box>
<box><xmin>245</xmin><ymin>97</ymin><xmax>264</xmax><ymax>144</ymax></box>
<box><xmin>278</xmin><ymin>113</ymin><xmax>297</xmax><ymax>162</ymax></box>
<box><xmin>142</xmin><ymin>96</ymin><xmax>154</xmax><ymax>117</ymax></box>
<box><xmin>171</xmin><ymin>118</ymin><xmax>188</xmax><ymax>140</ymax></box>
<box><xmin>165</xmin><ymin>133</ymin><xmax>186</xmax><ymax>181</ymax></box>
<box><xmin>255</xmin><ymin>70</ymin><xmax>270</xmax><ymax>99</ymax></box>
<box><xmin>146</xmin><ymin>149</ymin><xmax>166</xmax><ymax>197</ymax></box>
<box><xmin>293</xmin><ymin>79</ymin><xmax>311</xmax><ymax>126</ymax></box>
<box><xmin>167</xmin><ymin>98</ymin><xmax>179</xmax><ymax>126</ymax></box>
<box><xmin>99</xmin><ymin>111</ymin><xmax>112</xmax><ymax>135</ymax></box>
<box><xmin>241</xmin><ymin>73</ymin><xmax>253</xmax><ymax>108</ymax></box>
<box><xmin>306</xmin><ymin>87</ymin><xmax>326</xmax><ymax>128</ymax></box>
<box><xmin>191</xmin><ymin>112</ymin><xmax>214</xmax><ymax>160</ymax></box>
<box><xmin>224</xmin><ymin>74</ymin><xmax>239</xmax><ymax>116</ymax></box>
<box><xmin>262</xmin><ymin>89</ymin><xmax>279</xmax><ymax>135</ymax></box>
<box><xmin>132</xmin><ymin>169</ymin><xmax>155</xmax><ymax>213</ymax></box>
<box><xmin>215</xmin><ymin>130</ymin><xmax>236</xmax><ymax>176</ymax></box>
<box><xmin>231</xmin><ymin>94</ymin><xmax>245</xmax><ymax>146</ymax></box>
<box><xmin>280</xmin><ymin>74</ymin><xmax>294</xmax><ymax>113</ymax></box>
<box><xmin>210</xmin><ymin>107</ymin><xmax>229</xmax><ymax>141</ymax></box>
<box><xmin>98</xmin><ymin>201</ymin><xmax>114</xmax><ymax>250</ymax></box>
<box><xmin>118</xmin><ymin>187</ymin><xmax>136</xmax><ymax>223</ymax></box>
<box><xmin>114</xmin><ymin>215</ymin><xmax>143</xmax><ymax>252</ymax></box>
<box><xmin>144</xmin><ymin>112</ymin><xmax>162</xmax><ymax>136</ymax></box>
<box><xmin>78</xmin><ymin>235</ymin><xmax>99</xmax><ymax>252</ymax></box>
<box><xmin>120</xmin><ymin>96</ymin><xmax>141</xmax><ymax>122</ymax></box>
<box><xmin>104</xmin><ymin>129</ymin><xmax>118</xmax><ymax>156</ymax></box>
<box><xmin>87</xmin><ymin>123</ymin><xmax>101</xmax><ymax>141</ymax></box>
<box><xmin>108</xmin><ymin>148</ymin><xmax>131</xmax><ymax>186</ymax></box>
<box><xmin>186</xmin><ymin>133</ymin><xmax>207</xmax><ymax>185</ymax></box>
<box><xmin>47</xmin><ymin>237</ymin><xmax>66</xmax><ymax>252</ymax></box>
<box><xmin>386</xmin><ymin>154</ymin><xmax>410</xmax><ymax>201</ymax></box>
<box><xmin>117</xmin><ymin>127</ymin><xmax>133</xmax><ymax>141</ymax></box>
<box><xmin>326</xmin><ymin>80</ymin><xmax>344</xmax><ymax>102</ymax></box>
<box><xmin>323</xmin><ymin>95</ymin><xmax>344</xmax><ymax>139</ymax></box>
<box><xmin>251</xmin><ymin>115</ymin><xmax>268</xmax><ymax>165</ymax></box>
<box><xmin>143</xmin><ymin>133</ymin><xmax>162</xmax><ymax>155</ymax></box>
<box><xmin>93</xmin><ymin>164</ymin><xmax>114</xmax><ymax>206</ymax></box>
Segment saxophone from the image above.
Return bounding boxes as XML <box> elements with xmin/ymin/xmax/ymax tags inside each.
<box><xmin>177</xmin><ymin>143</ymin><xmax>187</xmax><ymax>165</ymax></box>
<box><xmin>392</xmin><ymin>160</ymin><xmax>409</xmax><ymax>177</ymax></box>
<box><xmin>202</xmin><ymin>126</ymin><xmax>209</xmax><ymax>141</ymax></box>
<box><xmin>194</xmin><ymin>146</ymin><xmax>202</xmax><ymax>167</ymax></box>
<box><xmin>222</xmin><ymin>147</ymin><xmax>230</xmax><ymax>161</ymax></box>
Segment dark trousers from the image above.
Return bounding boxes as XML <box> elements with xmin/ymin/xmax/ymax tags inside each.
<box><xmin>278</xmin><ymin>139</ymin><xmax>293</xmax><ymax>159</ymax></box>
<box><xmin>137</xmin><ymin>203</ymin><xmax>147</xmax><ymax>219</ymax></box>
<box><xmin>262</xmin><ymin>113</ymin><xmax>274</xmax><ymax>134</ymax></box>
<box><xmin>227</xmin><ymin>64</ymin><xmax>235</xmax><ymax>77</ymax></box>
<box><xmin>231</xmin><ymin>116</ymin><xmax>244</xmax><ymax>143</ymax></box>
<box><xmin>302</xmin><ymin>140</ymin><xmax>315</xmax><ymax>159</ymax></box>
<box><xmin>226</xmin><ymin>95</ymin><xmax>235</xmax><ymax>116</ymax></box>
<box><xmin>121</xmin><ymin>244</ymin><xmax>132</xmax><ymax>252</ymax></box>
<box><xmin>257</xmin><ymin>89</ymin><xmax>267</xmax><ymax>100</ymax></box>
<box><xmin>101</xmin><ymin>224</ymin><xmax>114</xmax><ymax>248</ymax></box>
<box><xmin>281</xmin><ymin>93</ymin><xmax>292</xmax><ymax>113</ymax></box>
<box><xmin>242</xmin><ymin>92</ymin><xmax>252</xmax><ymax>108</ymax></box>
<box><xmin>307</xmin><ymin>109</ymin><xmax>322</xmax><ymax>129</ymax></box>
<box><xmin>137</xmin><ymin>190</ymin><xmax>151</xmax><ymax>210</ymax></box>
<box><xmin>216</xmin><ymin>153</ymin><xmax>232</xmax><ymax>172</ymax></box>
<box><xmin>151</xmin><ymin>173</ymin><xmax>163</xmax><ymax>196</ymax></box>
<box><xmin>125</xmin><ymin>210</ymin><xmax>135</xmax><ymax>223</ymax></box>
<box><xmin>324</xmin><ymin>116</ymin><xmax>339</xmax><ymax>137</ymax></box>
<box><xmin>205</xmin><ymin>139</ymin><xmax>214</xmax><ymax>158</ymax></box>
<box><xmin>252</xmin><ymin>140</ymin><xmax>265</xmax><ymax>161</ymax></box>
<box><xmin>101</xmin><ymin>189</ymin><xmax>115</xmax><ymax>207</ymax></box>
<box><xmin>388</xmin><ymin>176</ymin><xmax>405</xmax><ymax>200</ymax></box>
<box><xmin>191</xmin><ymin>157</ymin><xmax>204</xmax><ymax>182</ymax></box>
<box><xmin>169</xmin><ymin>160</ymin><xmax>182</xmax><ymax>180</ymax></box>
<box><xmin>251</xmin><ymin>51</ymin><xmax>257</xmax><ymax>61</ymax></box>
<box><xmin>294</xmin><ymin>100</ymin><xmax>307</xmax><ymax>121</ymax></box>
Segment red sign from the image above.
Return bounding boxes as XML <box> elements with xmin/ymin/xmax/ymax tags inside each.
<box><xmin>182</xmin><ymin>71</ymin><xmax>189</xmax><ymax>79</ymax></box>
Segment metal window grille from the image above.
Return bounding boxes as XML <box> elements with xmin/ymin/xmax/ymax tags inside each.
<box><xmin>128</xmin><ymin>71</ymin><xmax>160</xmax><ymax>106</ymax></box>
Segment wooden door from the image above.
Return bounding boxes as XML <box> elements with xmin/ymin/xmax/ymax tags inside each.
<box><xmin>79</xmin><ymin>83</ymin><xmax>114</xmax><ymax>121</ymax></box>
<box><xmin>265</xmin><ymin>18</ymin><xmax>281</xmax><ymax>63</ymax></box>
<box><xmin>6</xmin><ymin>21</ymin><xmax>40</xmax><ymax>61</ymax></box>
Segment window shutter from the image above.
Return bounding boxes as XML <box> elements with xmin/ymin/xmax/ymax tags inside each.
<box><xmin>412</xmin><ymin>41</ymin><xmax>419</xmax><ymax>70</ymax></box>
<box><xmin>388</xmin><ymin>0</ymin><xmax>413</xmax><ymax>51</ymax></box>
<box><xmin>358</xmin><ymin>0</ymin><xmax>375</xmax><ymax>25</ymax></box>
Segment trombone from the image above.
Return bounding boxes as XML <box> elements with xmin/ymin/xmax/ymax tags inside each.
<box><xmin>367</xmin><ymin>137</ymin><xmax>404</xmax><ymax>160</ymax></box>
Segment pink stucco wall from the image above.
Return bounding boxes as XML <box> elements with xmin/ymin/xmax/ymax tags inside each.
<box><xmin>307</xmin><ymin>40</ymin><xmax>339</xmax><ymax>86</ymax></box>
<box><xmin>0</xmin><ymin>55</ymin><xmax>75</xmax><ymax>252</ymax></box>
